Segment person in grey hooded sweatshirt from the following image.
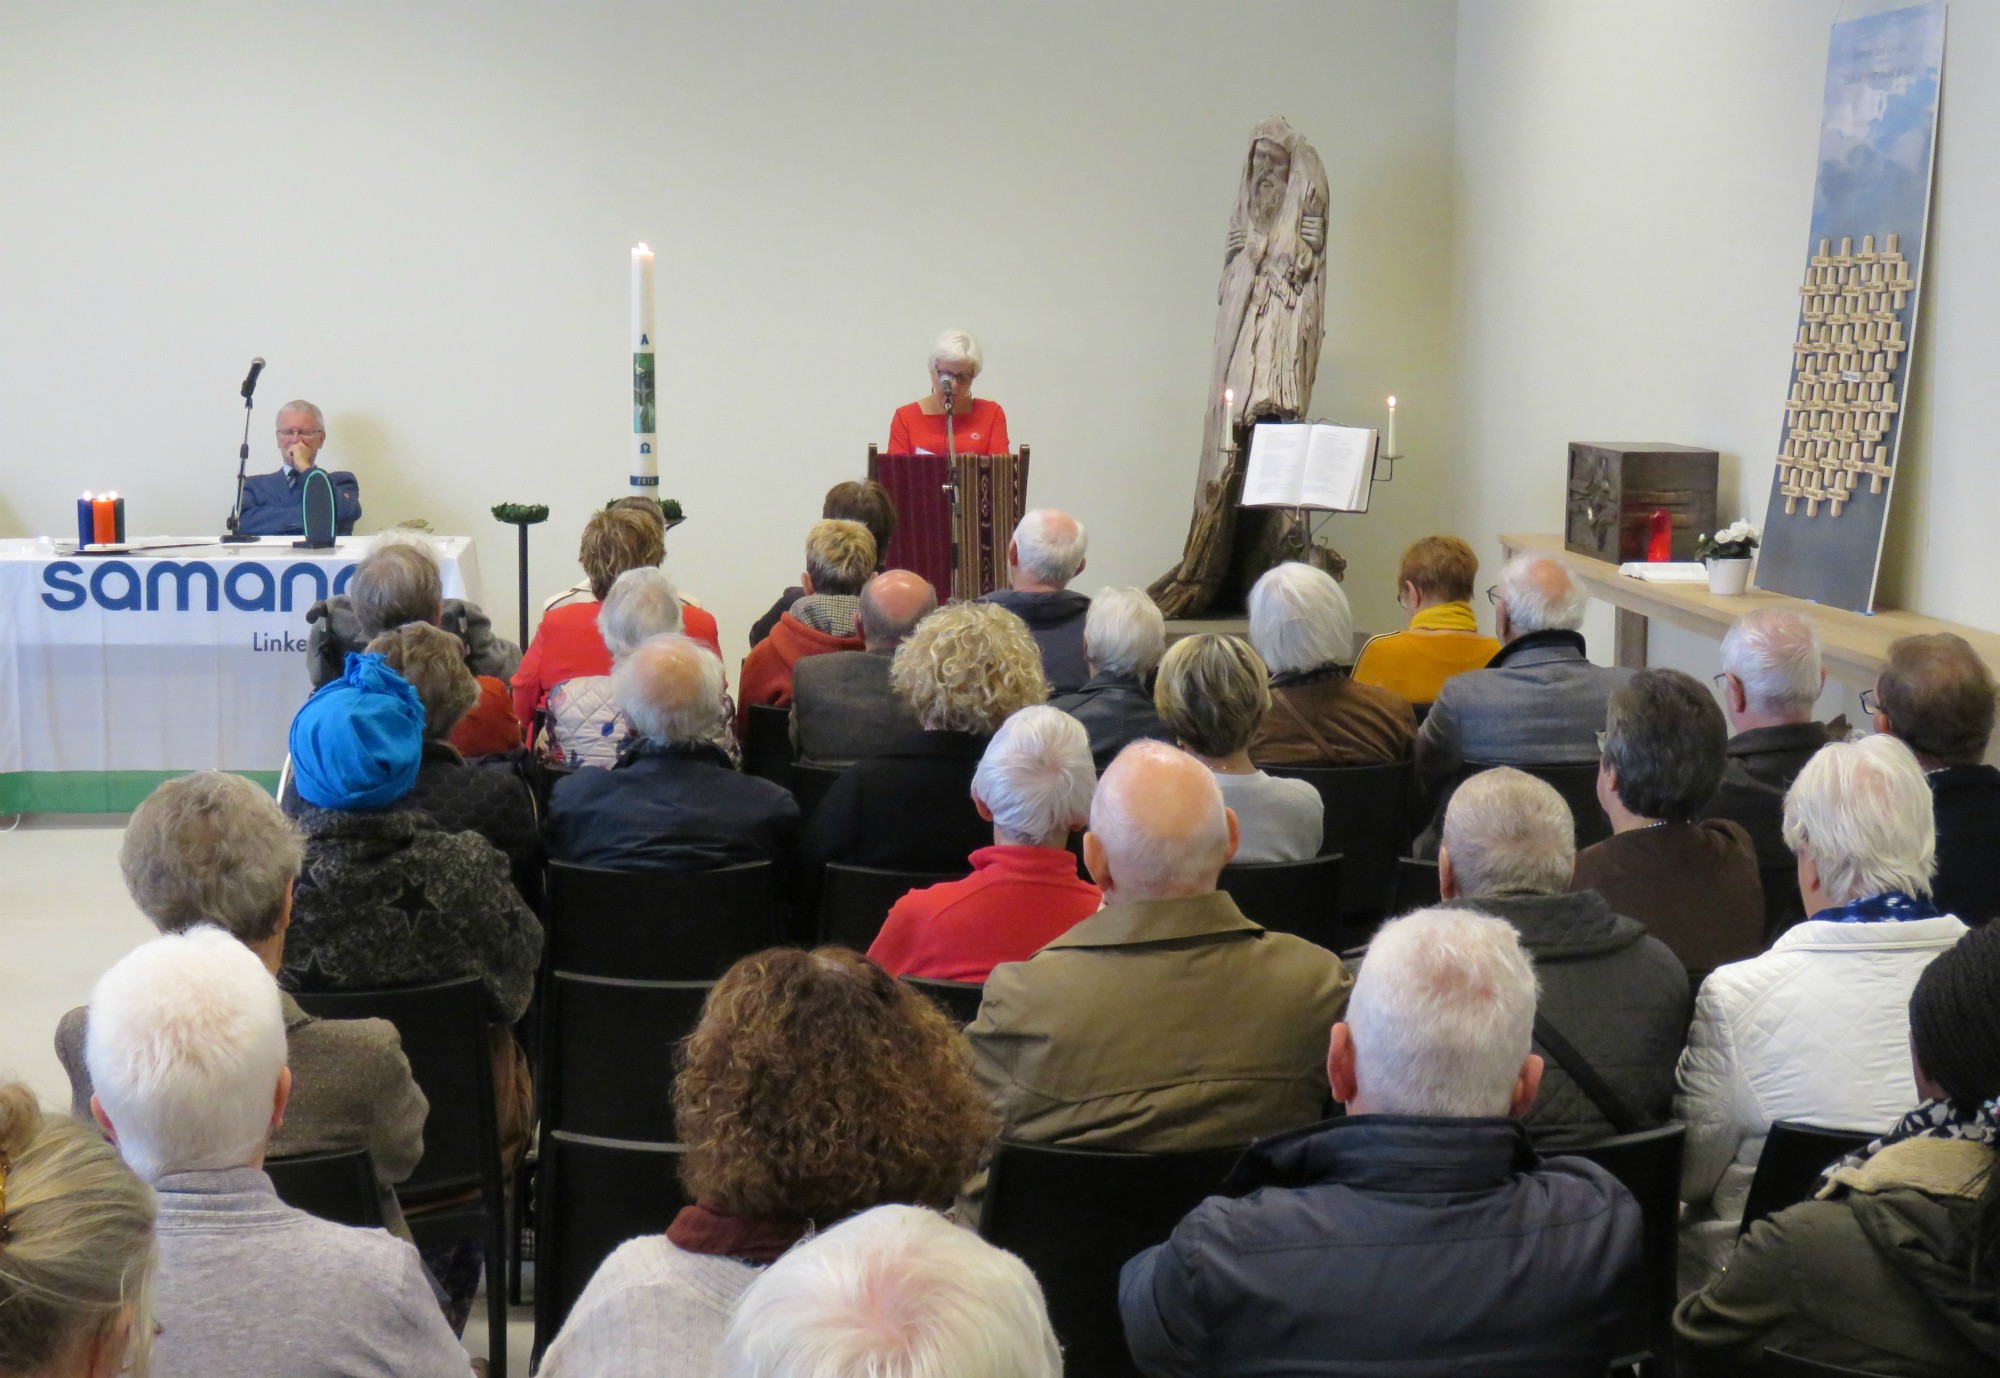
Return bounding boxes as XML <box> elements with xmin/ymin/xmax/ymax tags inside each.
<box><xmin>980</xmin><ymin>509</ymin><xmax>1091</xmax><ymax>694</ymax></box>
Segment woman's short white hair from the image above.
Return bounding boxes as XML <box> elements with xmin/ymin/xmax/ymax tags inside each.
<box><xmin>1782</xmin><ymin>734</ymin><xmax>1936</xmax><ymax>904</ymax></box>
<box><xmin>1248</xmin><ymin>562</ymin><xmax>1354</xmax><ymax>674</ymax></box>
<box><xmin>1011</xmin><ymin>510</ymin><xmax>1088</xmax><ymax>587</ymax></box>
<box><xmin>1440</xmin><ymin>768</ymin><xmax>1575</xmax><ymax>898</ymax></box>
<box><xmin>1084</xmin><ymin>587</ymin><xmax>1165</xmax><ymax>679</ymax></box>
<box><xmin>1345</xmin><ymin>907</ymin><xmax>1540</xmax><ymax>1118</ymax></box>
<box><xmin>1495</xmin><ymin>554</ymin><xmax>1588</xmax><ymax>634</ymax></box>
<box><xmin>718</xmin><ymin>1204</ymin><xmax>1060</xmax><ymax>1378</ymax></box>
<box><xmin>971</xmin><ymin>706</ymin><xmax>1097</xmax><ymax>849</ymax></box>
<box><xmin>83</xmin><ymin>926</ymin><xmax>288</xmax><ymax>1183</ymax></box>
<box><xmin>613</xmin><ymin>635</ymin><xmax>724</xmax><ymax>747</ymax></box>
<box><xmin>1720</xmin><ymin>608</ymin><xmax>1823</xmax><ymax>714</ymax></box>
<box><xmin>928</xmin><ymin>329</ymin><xmax>984</xmax><ymax>379</ymax></box>
<box><xmin>599</xmin><ymin>567</ymin><xmax>684</xmax><ymax>661</ymax></box>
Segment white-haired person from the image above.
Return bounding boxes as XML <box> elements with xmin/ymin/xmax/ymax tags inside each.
<box><xmin>83</xmin><ymin>927</ymin><xmax>471</xmax><ymax>1377</ymax></box>
<box><xmin>738</xmin><ymin>519</ymin><xmax>876</xmax><ymax>730</ymax></box>
<box><xmin>1697</xmin><ymin>608</ymin><xmax>1838</xmax><ymax>937</ymax></box>
<box><xmin>1155</xmin><ymin>633</ymin><xmax>1323</xmax><ymax>863</ymax></box>
<box><xmin>888</xmin><ymin>328</ymin><xmax>1010</xmax><ymax>457</ymax></box>
<box><xmin>980</xmin><ymin>509</ymin><xmax>1092</xmax><ymax>693</ymax></box>
<box><xmin>718</xmin><ymin>1205</ymin><xmax>1059</xmax><ymax>1378</ymax></box>
<box><xmin>1246</xmin><ymin>561</ymin><xmax>1416</xmax><ymax>767</ymax></box>
<box><xmin>57</xmin><ymin>772</ymin><xmax>428</xmax><ymax>1234</ymax></box>
<box><xmin>1050</xmin><ymin>586</ymin><xmax>1175</xmax><ymax>770</ymax></box>
<box><xmin>965</xmin><ymin>741</ymin><xmax>1351</xmax><ymax>1194</ymax></box>
<box><xmin>239</xmin><ymin>397</ymin><xmax>363</xmax><ymax>537</ymax></box>
<box><xmin>1121</xmin><ymin>907</ymin><xmax>1642</xmax><ymax>1376</ymax></box>
<box><xmin>1676</xmin><ymin>734</ymin><xmax>1971</xmax><ymax>1286</ymax></box>
<box><xmin>0</xmin><ymin>1081</ymin><xmax>156</xmax><ymax>1378</ymax></box>
<box><xmin>1415</xmin><ymin>552</ymin><xmax>1631</xmax><ymax>787</ymax></box>
<box><xmin>548</xmin><ymin>634</ymin><xmax>799</xmax><ymax>872</ymax></box>
<box><xmin>869</xmin><ymin>706</ymin><xmax>1102</xmax><ymax>983</ymax></box>
<box><xmin>1439</xmin><ymin>767</ymin><xmax>1688</xmax><ymax>1148</ymax></box>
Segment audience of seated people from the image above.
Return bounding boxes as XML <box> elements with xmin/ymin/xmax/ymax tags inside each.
<box><xmin>1246</xmin><ymin>561</ymin><xmax>1417</xmax><ymax>766</ymax></box>
<box><xmin>964</xmin><ymin>740</ymin><xmax>1352</xmax><ymax>1197</ymax></box>
<box><xmin>83</xmin><ymin>928</ymin><xmax>472</xmax><ymax>1377</ymax></box>
<box><xmin>1675</xmin><ymin>918</ymin><xmax>2000</xmax><ymax>1375</ymax></box>
<box><xmin>1573</xmin><ymin>667</ymin><xmax>1765</xmax><ymax>972</ymax></box>
<box><xmin>979</xmin><ymin>508</ymin><xmax>1092</xmax><ymax>693</ymax></box>
<box><xmin>0</xmin><ymin>1080</ymin><xmax>156</xmax><ymax>1378</ymax></box>
<box><xmin>804</xmin><ymin>601</ymin><xmax>1047</xmax><ymax>879</ymax></box>
<box><xmin>540</xmin><ymin>948</ymin><xmax>990</xmax><ymax>1378</ymax></box>
<box><xmin>547</xmin><ymin>634</ymin><xmax>800</xmax><ymax>872</ymax></box>
<box><xmin>749</xmin><ymin>479</ymin><xmax>896</xmax><ymax>647</ymax></box>
<box><xmin>1048</xmin><ymin>585</ymin><xmax>1174</xmax><ymax>770</ymax></box>
<box><xmin>1156</xmin><ymin>633</ymin><xmax>1323</xmax><ymax>863</ymax></box>
<box><xmin>1697</xmin><ymin>608</ymin><xmax>1839</xmax><ymax>935</ymax></box>
<box><xmin>718</xmin><ymin>1205</ymin><xmax>1061</xmax><ymax>1378</ymax></box>
<box><xmin>1676</xmin><ymin>734</ymin><xmax>1970</xmax><ymax>1285</ymax></box>
<box><xmin>868</xmin><ymin>706</ymin><xmax>1102</xmax><ymax>983</ymax></box>
<box><xmin>515</xmin><ymin>507</ymin><xmax>722</xmax><ymax>734</ymax></box>
<box><xmin>1121</xmin><ymin>907</ymin><xmax>1643</xmax><ymax>1376</ymax></box>
<box><xmin>1416</xmin><ymin>551</ymin><xmax>1631</xmax><ymax>787</ymax></box>
<box><xmin>1439</xmin><ymin>766</ymin><xmax>1688</xmax><ymax>1147</ymax></box>
<box><xmin>1352</xmin><ymin>534</ymin><xmax>1501</xmax><ymax>707</ymax></box>
<box><xmin>789</xmin><ymin>569</ymin><xmax>933</xmax><ymax>766</ymax></box>
<box><xmin>58</xmin><ymin>772</ymin><xmax>427</xmax><ymax>1233</ymax></box>
<box><xmin>738</xmin><ymin>519</ymin><xmax>875</xmax><ymax>726</ymax></box>
<box><xmin>1872</xmin><ymin>631</ymin><xmax>2000</xmax><ymax>926</ymax></box>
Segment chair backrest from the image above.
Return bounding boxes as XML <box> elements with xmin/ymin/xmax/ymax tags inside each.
<box><xmin>264</xmin><ymin>1148</ymin><xmax>384</xmax><ymax>1229</ymax></box>
<box><xmin>1557</xmin><ymin>1122</ymin><xmax>1686</xmax><ymax>1370</ymax></box>
<box><xmin>1392</xmin><ymin>856</ymin><xmax>1441</xmax><ymax>914</ymax></box>
<box><xmin>978</xmin><ymin>1139</ymin><xmax>1244</xmax><ymax>1378</ymax></box>
<box><xmin>1262</xmin><ymin>762</ymin><xmax>1411</xmax><ymax>918</ymax></box>
<box><xmin>901</xmin><ymin>975</ymin><xmax>984</xmax><ymax>1027</ymax></box>
<box><xmin>742</xmin><ymin>704</ymin><xmax>794</xmax><ymax>784</ymax></box>
<box><xmin>788</xmin><ymin>762</ymin><xmax>844</xmax><ymax>828</ymax></box>
<box><xmin>1758</xmin><ymin>1350</ymin><xmax>1890</xmax><ymax>1377</ymax></box>
<box><xmin>543</xmin><ymin>972</ymin><xmax>711</xmax><ymax>1140</ymax></box>
<box><xmin>293</xmin><ymin>978</ymin><xmax>496</xmax><ymax>1203</ymax></box>
<box><xmin>819</xmin><ymin>864</ymin><xmax>965</xmax><ymax>950</ymax></box>
<box><xmin>546</xmin><ymin>860</ymin><xmax>790</xmax><ymax>980</ymax></box>
<box><xmin>531</xmin><ymin>1132</ymin><xmax>688</xmax><ymax>1368</ymax></box>
<box><xmin>1739</xmin><ymin>1120</ymin><xmax>1875</xmax><ymax>1237</ymax></box>
<box><xmin>1467</xmin><ymin>760</ymin><xmax>1612</xmax><ymax>848</ymax></box>
<box><xmin>1217</xmin><ymin>854</ymin><xmax>1346</xmax><ymax>950</ymax></box>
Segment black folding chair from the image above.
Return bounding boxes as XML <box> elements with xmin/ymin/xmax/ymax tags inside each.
<box><xmin>294</xmin><ymin>978</ymin><xmax>509</xmax><ymax>1373</ymax></box>
<box><xmin>901</xmin><ymin>975</ymin><xmax>984</xmax><ymax>1026</ymax></box>
<box><xmin>1217</xmin><ymin>854</ymin><xmax>1346</xmax><ymax>950</ymax></box>
<box><xmin>544</xmin><ymin>860</ymin><xmax>791</xmax><ymax>980</ymax></box>
<box><xmin>1739</xmin><ymin>1120</ymin><xmax>1875</xmax><ymax>1237</ymax></box>
<box><xmin>531</xmin><ymin>1132</ymin><xmax>688</xmax><ymax>1368</ymax></box>
<box><xmin>788</xmin><ymin>762</ymin><xmax>844</xmax><ymax>828</ymax></box>
<box><xmin>1468</xmin><ymin>759</ymin><xmax>1612</xmax><ymax>849</ymax></box>
<box><xmin>742</xmin><ymin>703</ymin><xmax>795</xmax><ymax>785</ymax></box>
<box><xmin>818</xmin><ymin>863</ymin><xmax>964</xmax><ymax>950</ymax></box>
<box><xmin>978</xmin><ymin>1139</ymin><xmax>1245</xmax><ymax>1378</ymax></box>
<box><xmin>1559</xmin><ymin>1122</ymin><xmax>1686</xmax><ymax>1375</ymax></box>
<box><xmin>265</xmin><ymin>1147</ymin><xmax>385</xmax><ymax>1230</ymax></box>
<box><xmin>1263</xmin><ymin>762</ymin><xmax>1412</xmax><ymax>921</ymax></box>
<box><xmin>1392</xmin><ymin>856</ymin><xmax>1442</xmax><ymax>914</ymax></box>
<box><xmin>543</xmin><ymin>974</ymin><xmax>710</xmax><ymax>1142</ymax></box>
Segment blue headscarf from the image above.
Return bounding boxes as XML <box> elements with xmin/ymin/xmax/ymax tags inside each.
<box><xmin>288</xmin><ymin>652</ymin><xmax>425</xmax><ymax>809</ymax></box>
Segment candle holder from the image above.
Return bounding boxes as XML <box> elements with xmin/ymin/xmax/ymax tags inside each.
<box><xmin>492</xmin><ymin>502</ymin><xmax>550</xmax><ymax>650</ymax></box>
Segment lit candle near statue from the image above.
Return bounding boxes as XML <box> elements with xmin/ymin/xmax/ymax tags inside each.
<box><xmin>1223</xmin><ymin>388</ymin><xmax>1235</xmax><ymax>452</ymax></box>
<box><xmin>1386</xmin><ymin>395</ymin><xmax>1398</xmax><ymax>458</ymax></box>
<box><xmin>631</xmin><ymin>242</ymin><xmax>658</xmax><ymax>492</ymax></box>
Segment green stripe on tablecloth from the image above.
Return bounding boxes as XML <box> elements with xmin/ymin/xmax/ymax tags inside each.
<box><xmin>0</xmin><ymin>770</ymin><xmax>280</xmax><ymax>815</ymax></box>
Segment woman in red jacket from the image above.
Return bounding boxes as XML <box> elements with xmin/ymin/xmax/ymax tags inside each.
<box><xmin>887</xmin><ymin>329</ymin><xmax>1010</xmax><ymax>457</ymax></box>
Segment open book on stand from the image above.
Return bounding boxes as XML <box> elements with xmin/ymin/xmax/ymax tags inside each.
<box><xmin>1239</xmin><ymin>423</ymin><xmax>1378</xmax><ymax>513</ymax></box>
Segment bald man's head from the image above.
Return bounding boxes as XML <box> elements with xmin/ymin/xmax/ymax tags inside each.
<box><xmin>1084</xmin><ymin>740</ymin><xmax>1238</xmax><ymax>902</ymax></box>
<box><xmin>1494</xmin><ymin>554</ymin><xmax>1588</xmax><ymax>641</ymax></box>
<box><xmin>612</xmin><ymin>634</ymin><xmax>725</xmax><ymax>747</ymax></box>
<box><xmin>859</xmin><ymin>570</ymin><xmax>938</xmax><ymax>651</ymax></box>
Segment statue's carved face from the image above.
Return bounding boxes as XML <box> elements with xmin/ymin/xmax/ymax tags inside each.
<box><xmin>1248</xmin><ymin>139</ymin><xmax>1291</xmax><ymax>229</ymax></box>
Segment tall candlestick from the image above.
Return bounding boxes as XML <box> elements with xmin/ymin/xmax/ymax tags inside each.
<box><xmin>1385</xmin><ymin>395</ymin><xmax>1398</xmax><ymax>458</ymax></box>
<box><xmin>631</xmin><ymin>243</ymin><xmax>658</xmax><ymax>491</ymax></box>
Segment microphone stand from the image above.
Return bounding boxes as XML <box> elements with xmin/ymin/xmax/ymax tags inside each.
<box><xmin>221</xmin><ymin>391</ymin><xmax>257</xmax><ymax>543</ymax></box>
<box><xmin>942</xmin><ymin>382</ymin><xmax>963</xmax><ymax>599</ymax></box>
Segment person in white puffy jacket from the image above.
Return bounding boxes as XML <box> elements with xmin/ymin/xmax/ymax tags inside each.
<box><xmin>1675</xmin><ymin>734</ymin><xmax>1968</xmax><ymax>1287</ymax></box>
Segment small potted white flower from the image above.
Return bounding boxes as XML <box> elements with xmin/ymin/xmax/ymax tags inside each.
<box><xmin>1695</xmin><ymin>521</ymin><xmax>1759</xmax><ymax>595</ymax></box>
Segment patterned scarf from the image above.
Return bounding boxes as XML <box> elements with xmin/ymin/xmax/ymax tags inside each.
<box><xmin>1819</xmin><ymin>1095</ymin><xmax>2000</xmax><ymax>1188</ymax></box>
<box><xmin>1816</xmin><ymin>890</ymin><xmax>1940</xmax><ymax>924</ymax></box>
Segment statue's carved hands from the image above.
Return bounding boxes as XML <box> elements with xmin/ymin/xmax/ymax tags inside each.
<box><xmin>1225</xmin><ymin>225</ymin><xmax>1246</xmax><ymax>261</ymax></box>
<box><xmin>1301</xmin><ymin>213</ymin><xmax>1326</xmax><ymax>255</ymax></box>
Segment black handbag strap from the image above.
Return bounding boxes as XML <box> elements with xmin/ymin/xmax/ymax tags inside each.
<box><xmin>1532</xmin><ymin>1011</ymin><xmax>1647</xmax><ymax>1136</ymax></box>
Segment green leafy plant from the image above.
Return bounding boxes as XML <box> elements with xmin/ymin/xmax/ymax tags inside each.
<box><xmin>491</xmin><ymin>503</ymin><xmax>550</xmax><ymax>525</ymax></box>
<box><xmin>1694</xmin><ymin>521</ymin><xmax>1760</xmax><ymax>561</ymax></box>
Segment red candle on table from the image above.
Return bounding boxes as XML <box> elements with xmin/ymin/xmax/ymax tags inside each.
<box><xmin>1645</xmin><ymin>509</ymin><xmax>1672</xmax><ymax>562</ymax></box>
<box><xmin>91</xmin><ymin>497</ymin><xmax>116</xmax><ymax>546</ymax></box>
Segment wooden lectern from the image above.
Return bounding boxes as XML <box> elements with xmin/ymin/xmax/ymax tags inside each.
<box><xmin>867</xmin><ymin>444</ymin><xmax>1030</xmax><ymax>602</ymax></box>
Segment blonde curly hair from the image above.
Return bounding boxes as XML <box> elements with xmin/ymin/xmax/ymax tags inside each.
<box><xmin>891</xmin><ymin>602</ymin><xmax>1047</xmax><ymax>734</ymax></box>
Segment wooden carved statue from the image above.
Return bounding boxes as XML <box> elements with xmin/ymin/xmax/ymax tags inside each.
<box><xmin>1152</xmin><ymin>117</ymin><xmax>1335</xmax><ymax>618</ymax></box>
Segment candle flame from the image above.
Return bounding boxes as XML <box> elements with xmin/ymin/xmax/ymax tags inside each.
<box><xmin>634</xmin><ymin>242</ymin><xmax>652</xmax><ymax>254</ymax></box>
<box><xmin>1224</xmin><ymin>388</ymin><xmax>1234</xmax><ymax>408</ymax></box>
<box><xmin>1387</xmin><ymin>396</ymin><xmax>1397</xmax><ymax>409</ymax></box>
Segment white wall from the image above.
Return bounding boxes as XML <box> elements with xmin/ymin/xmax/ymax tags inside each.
<box><xmin>0</xmin><ymin>1</ymin><xmax>1458</xmax><ymax>652</ymax></box>
<box><xmin>1452</xmin><ymin>0</ymin><xmax>2000</xmax><ymax>711</ymax></box>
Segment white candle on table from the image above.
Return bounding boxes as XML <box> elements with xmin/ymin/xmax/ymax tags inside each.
<box><xmin>631</xmin><ymin>243</ymin><xmax>658</xmax><ymax>491</ymax></box>
<box><xmin>1386</xmin><ymin>395</ymin><xmax>1397</xmax><ymax>457</ymax></box>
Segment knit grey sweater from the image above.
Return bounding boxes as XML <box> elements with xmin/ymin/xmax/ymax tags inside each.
<box><xmin>538</xmin><ymin>1234</ymin><xmax>760</xmax><ymax>1378</ymax></box>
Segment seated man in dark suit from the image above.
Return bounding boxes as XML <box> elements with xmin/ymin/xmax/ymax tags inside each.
<box><xmin>1873</xmin><ymin>632</ymin><xmax>2000</xmax><ymax>927</ymax></box>
<box><xmin>790</xmin><ymin>569</ymin><xmax>934</xmax><ymax>766</ymax></box>
<box><xmin>1049</xmin><ymin>586</ymin><xmax>1174</xmax><ymax>771</ymax></box>
<box><xmin>238</xmin><ymin>399</ymin><xmax>362</xmax><ymax>536</ymax></box>
<box><xmin>548</xmin><ymin>634</ymin><xmax>799</xmax><ymax>870</ymax></box>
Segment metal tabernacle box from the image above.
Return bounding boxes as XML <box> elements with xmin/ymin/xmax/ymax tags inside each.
<box><xmin>1564</xmin><ymin>442</ymin><xmax>1719</xmax><ymax>563</ymax></box>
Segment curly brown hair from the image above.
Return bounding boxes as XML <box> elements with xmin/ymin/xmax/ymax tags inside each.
<box><xmin>579</xmin><ymin>508</ymin><xmax>665</xmax><ymax>600</ymax></box>
<box><xmin>674</xmin><ymin>948</ymin><xmax>992</xmax><ymax>1222</ymax></box>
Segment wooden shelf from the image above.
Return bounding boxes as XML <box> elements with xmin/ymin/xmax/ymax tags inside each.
<box><xmin>1500</xmin><ymin>533</ymin><xmax>2000</xmax><ymax>683</ymax></box>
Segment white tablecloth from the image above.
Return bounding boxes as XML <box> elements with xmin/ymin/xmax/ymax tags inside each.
<box><xmin>0</xmin><ymin>535</ymin><xmax>481</xmax><ymax>812</ymax></box>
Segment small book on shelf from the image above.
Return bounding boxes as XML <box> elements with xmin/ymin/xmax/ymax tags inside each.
<box><xmin>1239</xmin><ymin>423</ymin><xmax>1378</xmax><ymax>514</ymax></box>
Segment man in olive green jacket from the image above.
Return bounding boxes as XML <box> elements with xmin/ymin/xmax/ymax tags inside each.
<box><xmin>966</xmin><ymin>741</ymin><xmax>1352</xmax><ymax>1160</ymax></box>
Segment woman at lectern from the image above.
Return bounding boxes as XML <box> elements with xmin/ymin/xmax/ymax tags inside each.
<box><xmin>887</xmin><ymin>329</ymin><xmax>1010</xmax><ymax>456</ymax></box>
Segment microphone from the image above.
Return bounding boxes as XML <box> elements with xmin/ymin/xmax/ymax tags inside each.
<box><xmin>240</xmin><ymin>357</ymin><xmax>266</xmax><ymax>401</ymax></box>
<box><xmin>940</xmin><ymin>374</ymin><xmax>955</xmax><ymax>407</ymax></box>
